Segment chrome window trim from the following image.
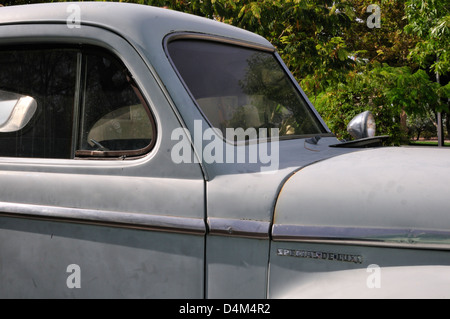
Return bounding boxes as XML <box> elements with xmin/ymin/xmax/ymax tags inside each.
<box><xmin>164</xmin><ymin>32</ymin><xmax>276</xmax><ymax>54</ymax></box>
<box><xmin>208</xmin><ymin>217</ymin><xmax>270</xmax><ymax>239</ymax></box>
<box><xmin>71</xmin><ymin>52</ymin><xmax>83</xmax><ymax>159</ymax></box>
<box><xmin>273</xmin><ymin>51</ymin><xmax>331</xmax><ymax>133</ymax></box>
<box><xmin>0</xmin><ymin>202</ymin><xmax>205</xmax><ymax>236</ymax></box>
<box><xmin>272</xmin><ymin>224</ymin><xmax>450</xmax><ymax>251</ymax></box>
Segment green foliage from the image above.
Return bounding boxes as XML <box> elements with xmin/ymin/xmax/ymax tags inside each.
<box><xmin>404</xmin><ymin>0</ymin><xmax>450</xmax><ymax>76</ymax></box>
<box><xmin>314</xmin><ymin>63</ymin><xmax>448</xmax><ymax>144</ymax></box>
<box><xmin>345</xmin><ymin>0</ymin><xmax>418</xmax><ymax>68</ymax></box>
<box><xmin>1</xmin><ymin>0</ymin><xmax>45</xmax><ymax>4</ymax></box>
<box><xmin>2</xmin><ymin>0</ymin><xmax>449</xmax><ymax>143</ymax></box>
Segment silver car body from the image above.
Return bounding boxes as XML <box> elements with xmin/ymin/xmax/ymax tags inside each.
<box><xmin>0</xmin><ymin>2</ymin><xmax>449</xmax><ymax>298</ymax></box>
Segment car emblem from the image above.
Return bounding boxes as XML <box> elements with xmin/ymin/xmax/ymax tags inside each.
<box><xmin>277</xmin><ymin>248</ymin><xmax>363</xmax><ymax>264</ymax></box>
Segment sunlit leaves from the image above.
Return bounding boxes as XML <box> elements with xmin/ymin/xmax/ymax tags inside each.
<box><xmin>314</xmin><ymin>63</ymin><xmax>448</xmax><ymax>144</ymax></box>
<box><xmin>405</xmin><ymin>0</ymin><xmax>450</xmax><ymax>76</ymax></box>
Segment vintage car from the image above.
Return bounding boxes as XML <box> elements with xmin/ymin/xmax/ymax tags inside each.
<box><xmin>0</xmin><ymin>2</ymin><xmax>449</xmax><ymax>299</ymax></box>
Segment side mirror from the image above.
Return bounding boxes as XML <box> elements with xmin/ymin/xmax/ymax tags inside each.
<box><xmin>0</xmin><ymin>90</ymin><xmax>37</xmax><ymax>133</ymax></box>
<box><xmin>347</xmin><ymin>111</ymin><xmax>376</xmax><ymax>140</ymax></box>
<box><xmin>331</xmin><ymin>111</ymin><xmax>389</xmax><ymax>148</ymax></box>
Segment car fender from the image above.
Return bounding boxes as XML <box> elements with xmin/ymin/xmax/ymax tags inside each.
<box><xmin>276</xmin><ymin>265</ymin><xmax>450</xmax><ymax>299</ymax></box>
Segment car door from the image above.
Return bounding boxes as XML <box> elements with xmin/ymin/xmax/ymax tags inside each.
<box><xmin>0</xmin><ymin>24</ymin><xmax>205</xmax><ymax>298</ymax></box>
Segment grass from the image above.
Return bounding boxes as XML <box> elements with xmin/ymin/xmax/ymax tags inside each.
<box><xmin>409</xmin><ymin>140</ymin><xmax>450</xmax><ymax>147</ymax></box>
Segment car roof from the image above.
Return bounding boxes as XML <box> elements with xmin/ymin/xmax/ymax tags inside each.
<box><xmin>0</xmin><ymin>2</ymin><xmax>273</xmax><ymax>49</ymax></box>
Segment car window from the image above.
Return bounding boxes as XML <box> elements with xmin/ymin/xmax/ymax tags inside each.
<box><xmin>0</xmin><ymin>46</ymin><xmax>154</xmax><ymax>159</ymax></box>
<box><xmin>0</xmin><ymin>48</ymin><xmax>77</xmax><ymax>158</ymax></box>
<box><xmin>76</xmin><ymin>51</ymin><xmax>154</xmax><ymax>157</ymax></box>
<box><xmin>167</xmin><ymin>39</ymin><xmax>326</xmax><ymax>138</ymax></box>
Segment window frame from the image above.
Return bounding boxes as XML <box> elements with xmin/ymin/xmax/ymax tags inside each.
<box><xmin>0</xmin><ymin>44</ymin><xmax>157</xmax><ymax>161</ymax></box>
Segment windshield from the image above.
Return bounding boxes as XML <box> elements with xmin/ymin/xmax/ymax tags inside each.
<box><xmin>167</xmin><ymin>39</ymin><xmax>326</xmax><ymax>138</ymax></box>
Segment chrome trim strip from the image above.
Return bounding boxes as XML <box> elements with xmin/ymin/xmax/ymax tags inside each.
<box><xmin>0</xmin><ymin>202</ymin><xmax>206</xmax><ymax>236</ymax></box>
<box><xmin>165</xmin><ymin>32</ymin><xmax>275</xmax><ymax>53</ymax></box>
<box><xmin>208</xmin><ymin>218</ymin><xmax>270</xmax><ymax>239</ymax></box>
<box><xmin>272</xmin><ymin>224</ymin><xmax>450</xmax><ymax>250</ymax></box>
<box><xmin>273</xmin><ymin>51</ymin><xmax>331</xmax><ymax>133</ymax></box>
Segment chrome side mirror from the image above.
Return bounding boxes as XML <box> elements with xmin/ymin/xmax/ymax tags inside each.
<box><xmin>0</xmin><ymin>90</ymin><xmax>37</xmax><ymax>133</ymax></box>
<box><xmin>347</xmin><ymin>111</ymin><xmax>376</xmax><ymax>140</ymax></box>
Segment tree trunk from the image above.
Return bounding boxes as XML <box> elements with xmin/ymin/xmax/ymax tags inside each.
<box><xmin>436</xmin><ymin>112</ymin><xmax>444</xmax><ymax>147</ymax></box>
<box><xmin>400</xmin><ymin>110</ymin><xmax>408</xmax><ymax>135</ymax></box>
<box><xmin>445</xmin><ymin>112</ymin><xmax>450</xmax><ymax>141</ymax></box>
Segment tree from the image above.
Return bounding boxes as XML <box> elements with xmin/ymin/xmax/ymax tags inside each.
<box><xmin>1</xmin><ymin>0</ymin><xmax>44</xmax><ymax>5</ymax></box>
<box><xmin>408</xmin><ymin>112</ymin><xmax>437</xmax><ymax>140</ymax></box>
<box><xmin>404</xmin><ymin>0</ymin><xmax>450</xmax><ymax>143</ymax></box>
<box><xmin>345</xmin><ymin>0</ymin><xmax>419</xmax><ymax>68</ymax></box>
<box><xmin>306</xmin><ymin>0</ymin><xmax>449</xmax><ymax>144</ymax></box>
<box><xmin>314</xmin><ymin>63</ymin><xmax>443</xmax><ymax>144</ymax></box>
<box><xmin>404</xmin><ymin>0</ymin><xmax>450</xmax><ymax>77</ymax></box>
<box><xmin>3</xmin><ymin>0</ymin><xmax>448</xmax><ymax>144</ymax></box>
